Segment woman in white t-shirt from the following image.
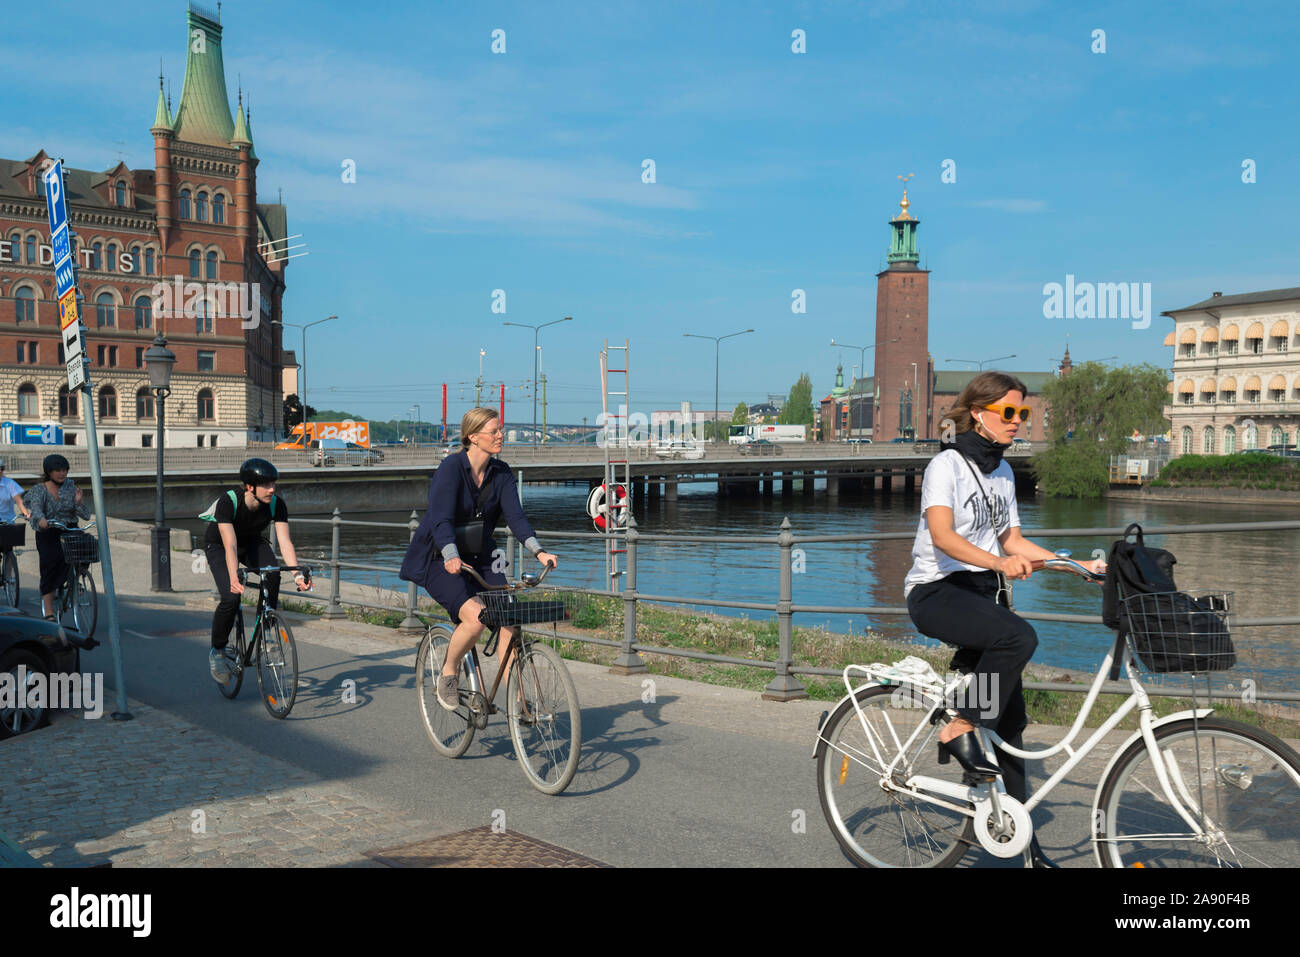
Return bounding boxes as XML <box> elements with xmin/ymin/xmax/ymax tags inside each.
<box><xmin>903</xmin><ymin>372</ymin><xmax>1104</xmax><ymax>867</ymax></box>
<box><xmin>0</xmin><ymin>458</ymin><xmax>30</xmax><ymax>524</ymax></box>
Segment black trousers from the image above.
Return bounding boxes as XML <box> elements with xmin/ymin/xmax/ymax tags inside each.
<box><xmin>206</xmin><ymin>541</ymin><xmax>278</xmax><ymax>649</ymax></box>
<box><xmin>36</xmin><ymin>528</ymin><xmax>69</xmax><ymax>597</ymax></box>
<box><xmin>906</xmin><ymin>570</ymin><xmax>1038</xmax><ymax>802</ymax></box>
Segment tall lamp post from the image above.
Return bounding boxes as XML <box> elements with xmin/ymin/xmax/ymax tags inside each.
<box><xmin>504</xmin><ymin>316</ymin><xmax>572</xmax><ymax>444</ymax></box>
<box><xmin>685</xmin><ymin>328</ymin><xmax>754</xmax><ymax>444</ymax></box>
<box><xmin>831</xmin><ymin>337</ymin><xmax>899</xmax><ymax>440</ymax></box>
<box><xmin>945</xmin><ymin>353</ymin><xmax>1016</xmax><ymax>371</ymax></box>
<box><xmin>144</xmin><ymin>334</ymin><xmax>176</xmax><ymax>592</ymax></box>
<box><xmin>274</xmin><ymin>314</ymin><xmax>337</xmax><ymax>437</ymax></box>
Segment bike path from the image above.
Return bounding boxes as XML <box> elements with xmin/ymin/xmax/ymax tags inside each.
<box><xmin>0</xmin><ymin>537</ymin><xmax>1160</xmax><ymax>868</ymax></box>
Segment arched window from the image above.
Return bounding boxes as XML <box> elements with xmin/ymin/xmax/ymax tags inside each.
<box><xmin>179</xmin><ymin>188</ymin><xmax>191</xmax><ymax>219</ymax></box>
<box><xmin>134</xmin><ymin>295</ymin><xmax>153</xmax><ymax>330</ymax></box>
<box><xmin>95</xmin><ymin>292</ymin><xmax>116</xmax><ymax>327</ymax></box>
<box><xmin>145</xmin><ymin>248</ymin><xmax>155</xmax><ymax>275</ymax></box>
<box><xmin>99</xmin><ymin>386</ymin><xmax>118</xmax><ymax>419</ymax></box>
<box><xmin>91</xmin><ymin>242</ymin><xmax>103</xmax><ymax>271</ymax></box>
<box><xmin>1271</xmin><ymin>427</ymin><xmax>1286</xmax><ymax>447</ymax></box>
<box><xmin>1223</xmin><ymin>425</ymin><xmax>1236</xmax><ymax>454</ymax></box>
<box><xmin>115</xmin><ymin>180</ymin><xmax>126</xmax><ymax>207</ymax></box>
<box><xmin>198</xmin><ymin>388</ymin><xmax>215</xmax><ymax>420</ymax></box>
<box><xmin>14</xmin><ymin>286</ymin><xmax>36</xmax><ymax>323</ymax></box>
<box><xmin>213</xmin><ymin>194</ymin><xmax>225</xmax><ymax>224</ymax></box>
<box><xmin>196</xmin><ymin>191</ymin><xmax>208</xmax><ymax>221</ymax></box>
<box><xmin>59</xmin><ymin>385</ymin><xmax>78</xmax><ymax>418</ymax></box>
<box><xmin>1202</xmin><ymin>427</ymin><xmax>1214</xmax><ymax>455</ymax></box>
<box><xmin>130</xmin><ymin>245</ymin><xmax>141</xmax><ymax>274</ymax></box>
<box><xmin>8</xmin><ymin>233</ymin><xmax>18</xmax><ymax>263</ymax></box>
<box><xmin>195</xmin><ymin>297</ymin><xmax>213</xmax><ymax>334</ymax></box>
<box><xmin>1180</xmin><ymin>427</ymin><xmax>1193</xmax><ymax>455</ymax></box>
<box><xmin>1244</xmin><ymin>424</ymin><xmax>1258</xmax><ymax>450</ymax></box>
<box><xmin>107</xmin><ymin>242</ymin><xmax>118</xmax><ymax>272</ymax></box>
<box><xmin>17</xmin><ymin>384</ymin><xmax>38</xmax><ymax>418</ymax></box>
<box><xmin>189</xmin><ymin>248</ymin><xmax>201</xmax><ymax>278</ymax></box>
<box><xmin>136</xmin><ymin>387</ymin><xmax>155</xmax><ymax>420</ymax></box>
<box><xmin>24</xmin><ymin>235</ymin><xmax>35</xmax><ymax>264</ymax></box>
<box><xmin>205</xmin><ymin>250</ymin><xmax>217</xmax><ymax>280</ymax></box>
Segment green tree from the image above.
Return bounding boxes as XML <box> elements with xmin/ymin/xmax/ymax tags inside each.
<box><xmin>731</xmin><ymin>402</ymin><xmax>749</xmax><ymax>424</ymax></box>
<box><xmin>778</xmin><ymin>372</ymin><xmax>814</xmax><ymax>426</ymax></box>
<box><xmin>1032</xmin><ymin>362</ymin><xmax>1170</xmax><ymax>497</ymax></box>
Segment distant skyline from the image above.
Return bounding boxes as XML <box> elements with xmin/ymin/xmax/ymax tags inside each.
<box><xmin>5</xmin><ymin>0</ymin><xmax>1297</xmax><ymax>426</ymax></box>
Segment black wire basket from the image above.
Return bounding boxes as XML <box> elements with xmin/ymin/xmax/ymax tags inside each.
<box><xmin>478</xmin><ymin>590</ymin><xmax>572</xmax><ymax>629</ymax></box>
<box><xmin>59</xmin><ymin>529</ymin><xmax>99</xmax><ymax>565</ymax></box>
<box><xmin>1121</xmin><ymin>589</ymin><xmax>1234</xmax><ymax>675</ymax></box>
<box><xmin>0</xmin><ymin>523</ymin><xmax>25</xmax><ymax>549</ymax></box>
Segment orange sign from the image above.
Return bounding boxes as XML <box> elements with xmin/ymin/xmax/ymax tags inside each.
<box><xmin>58</xmin><ymin>289</ymin><xmax>79</xmax><ymax>331</ymax></box>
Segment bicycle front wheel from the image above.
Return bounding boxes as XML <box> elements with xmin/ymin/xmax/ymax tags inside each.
<box><xmin>816</xmin><ymin>684</ymin><xmax>974</xmax><ymax>868</ymax></box>
<box><xmin>217</xmin><ymin>617</ymin><xmax>246</xmax><ymax>700</ymax></box>
<box><xmin>2</xmin><ymin>550</ymin><xmax>18</xmax><ymax>608</ymax></box>
<box><xmin>1096</xmin><ymin>716</ymin><xmax>1300</xmax><ymax>867</ymax></box>
<box><xmin>508</xmin><ymin>642</ymin><xmax>581</xmax><ymax>795</ymax></box>
<box><xmin>73</xmin><ymin>568</ymin><xmax>97</xmax><ymax>638</ymax></box>
<box><xmin>256</xmin><ymin>613</ymin><xmax>299</xmax><ymax>718</ymax></box>
<box><xmin>415</xmin><ymin>625</ymin><xmax>475</xmax><ymax>757</ymax></box>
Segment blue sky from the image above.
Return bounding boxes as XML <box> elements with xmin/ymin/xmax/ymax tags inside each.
<box><xmin>5</xmin><ymin>1</ymin><xmax>1298</xmax><ymax>427</ymax></box>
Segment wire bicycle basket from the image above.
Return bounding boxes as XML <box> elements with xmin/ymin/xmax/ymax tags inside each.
<box><xmin>1121</xmin><ymin>589</ymin><xmax>1234</xmax><ymax>675</ymax></box>
<box><xmin>59</xmin><ymin>529</ymin><xmax>99</xmax><ymax>565</ymax></box>
<box><xmin>478</xmin><ymin>589</ymin><xmax>572</xmax><ymax>629</ymax></box>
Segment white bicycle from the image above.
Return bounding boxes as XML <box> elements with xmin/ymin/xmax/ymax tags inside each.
<box><xmin>815</xmin><ymin>557</ymin><xmax>1300</xmax><ymax>868</ymax></box>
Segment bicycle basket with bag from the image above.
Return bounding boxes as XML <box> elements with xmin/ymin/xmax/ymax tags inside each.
<box><xmin>60</xmin><ymin>529</ymin><xmax>99</xmax><ymax>565</ymax></box>
<box><xmin>1101</xmin><ymin>522</ymin><xmax>1234</xmax><ymax>674</ymax></box>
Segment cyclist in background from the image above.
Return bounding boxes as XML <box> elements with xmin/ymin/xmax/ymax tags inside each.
<box><xmin>26</xmin><ymin>453</ymin><xmax>91</xmax><ymax>621</ymax></box>
<box><xmin>0</xmin><ymin>458</ymin><xmax>31</xmax><ymax>524</ymax></box>
<box><xmin>204</xmin><ymin>458</ymin><xmax>309</xmax><ymax>684</ymax></box>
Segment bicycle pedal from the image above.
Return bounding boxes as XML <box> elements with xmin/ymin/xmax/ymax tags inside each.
<box><xmin>961</xmin><ymin>771</ymin><xmax>999</xmax><ymax>788</ymax></box>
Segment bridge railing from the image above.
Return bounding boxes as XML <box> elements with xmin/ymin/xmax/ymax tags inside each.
<box><xmin>281</xmin><ymin>510</ymin><xmax>1300</xmax><ymax>705</ymax></box>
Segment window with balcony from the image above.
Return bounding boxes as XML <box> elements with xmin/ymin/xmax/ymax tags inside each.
<box><xmin>1270</xmin><ymin>389</ymin><xmax>1286</xmax><ymax>402</ymax></box>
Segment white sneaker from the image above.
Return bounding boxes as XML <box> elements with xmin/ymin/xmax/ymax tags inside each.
<box><xmin>209</xmin><ymin>647</ymin><xmax>231</xmax><ymax>685</ymax></box>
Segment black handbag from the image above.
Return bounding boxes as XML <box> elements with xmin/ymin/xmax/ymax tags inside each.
<box><xmin>453</xmin><ymin>475</ymin><xmax>495</xmax><ymax>558</ymax></box>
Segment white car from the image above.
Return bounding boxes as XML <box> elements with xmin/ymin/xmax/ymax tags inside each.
<box><xmin>654</xmin><ymin>442</ymin><xmax>705</xmax><ymax>460</ymax></box>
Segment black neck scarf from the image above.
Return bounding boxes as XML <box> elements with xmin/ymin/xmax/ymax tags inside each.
<box><xmin>941</xmin><ymin>427</ymin><xmax>1009</xmax><ymax>474</ymax></box>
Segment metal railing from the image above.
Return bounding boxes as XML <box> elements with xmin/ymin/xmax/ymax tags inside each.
<box><xmin>279</xmin><ymin>511</ymin><xmax>1300</xmax><ymax>705</ymax></box>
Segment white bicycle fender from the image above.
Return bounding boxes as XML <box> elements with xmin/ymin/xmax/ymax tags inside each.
<box><xmin>1088</xmin><ymin>708</ymin><xmax>1214</xmax><ymax>865</ymax></box>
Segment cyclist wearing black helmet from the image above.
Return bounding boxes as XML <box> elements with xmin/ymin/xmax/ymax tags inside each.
<box><xmin>203</xmin><ymin>458</ymin><xmax>308</xmax><ymax>684</ymax></box>
<box><xmin>27</xmin><ymin>453</ymin><xmax>91</xmax><ymax>620</ymax></box>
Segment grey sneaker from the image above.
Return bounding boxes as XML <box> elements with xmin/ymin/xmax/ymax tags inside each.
<box><xmin>436</xmin><ymin>672</ymin><xmax>459</xmax><ymax>711</ymax></box>
<box><xmin>209</xmin><ymin>647</ymin><xmax>231</xmax><ymax>685</ymax></box>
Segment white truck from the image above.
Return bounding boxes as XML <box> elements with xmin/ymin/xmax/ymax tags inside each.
<box><xmin>728</xmin><ymin>424</ymin><xmax>807</xmax><ymax>445</ymax></box>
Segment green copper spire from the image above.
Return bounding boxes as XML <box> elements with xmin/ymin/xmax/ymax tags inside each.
<box><xmin>231</xmin><ymin>95</ymin><xmax>251</xmax><ymax>146</ymax></box>
<box><xmin>172</xmin><ymin>6</ymin><xmax>236</xmax><ymax>148</ymax></box>
<box><xmin>886</xmin><ymin>188</ymin><xmax>920</xmax><ymax>266</ymax></box>
<box><xmin>831</xmin><ymin>362</ymin><xmax>847</xmax><ymax>398</ymax></box>
<box><xmin>152</xmin><ymin>83</ymin><xmax>173</xmax><ymax>132</ymax></box>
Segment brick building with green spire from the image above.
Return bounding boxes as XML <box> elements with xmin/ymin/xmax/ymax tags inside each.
<box><xmin>0</xmin><ymin>2</ymin><xmax>288</xmax><ymax>448</ymax></box>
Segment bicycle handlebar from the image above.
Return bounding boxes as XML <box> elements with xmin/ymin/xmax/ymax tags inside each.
<box><xmin>458</xmin><ymin>557</ymin><xmax>556</xmax><ymax>591</ymax></box>
<box><xmin>237</xmin><ymin>564</ymin><xmax>313</xmax><ymax>586</ymax></box>
<box><xmin>1030</xmin><ymin>557</ymin><xmax>1106</xmax><ymax>584</ymax></box>
<box><xmin>45</xmin><ymin>520</ymin><xmax>97</xmax><ymax>532</ymax></box>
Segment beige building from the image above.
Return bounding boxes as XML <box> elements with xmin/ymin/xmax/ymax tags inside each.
<box><xmin>1163</xmin><ymin>287</ymin><xmax>1300</xmax><ymax>455</ymax></box>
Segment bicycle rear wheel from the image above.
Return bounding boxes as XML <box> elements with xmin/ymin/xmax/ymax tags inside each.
<box><xmin>816</xmin><ymin>684</ymin><xmax>974</xmax><ymax>868</ymax></box>
<box><xmin>73</xmin><ymin>568</ymin><xmax>97</xmax><ymax>638</ymax></box>
<box><xmin>256</xmin><ymin>613</ymin><xmax>299</xmax><ymax>718</ymax></box>
<box><xmin>217</xmin><ymin>619</ymin><xmax>245</xmax><ymax>700</ymax></box>
<box><xmin>2</xmin><ymin>550</ymin><xmax>18</xmax><ymax>608</ymax></box>
<box><xmin>507</xmin><ymin>642</ymin><xmax>581</xmax><ymax>795</ymax></box>
<box><xmin>415</xmin><ymin>625</ymin><xmax>475</xmax><ymax>757</ymax></box>
<box><xmin>1096</xmin><ymin>716</ymin><xmax>1300</xmax><ymax>867</ymax></box>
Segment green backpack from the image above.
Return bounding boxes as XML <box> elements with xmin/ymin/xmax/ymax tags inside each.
<box><xmin>199</xmin><ymin>489</ymin><xmax>278</xmax><ymax>523</ymax></box>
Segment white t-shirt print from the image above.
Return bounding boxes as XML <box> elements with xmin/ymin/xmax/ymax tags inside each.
<box><xmin>903</xmin><ymin>449</ymin><xmax>1020</xmax><ymax>597</ymax></box>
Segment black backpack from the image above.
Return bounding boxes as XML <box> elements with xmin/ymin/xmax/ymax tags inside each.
<box><xmin>1101</xmin><ymin>523</ymin><xmax>1234</xmax><ymax>675</ymax></box>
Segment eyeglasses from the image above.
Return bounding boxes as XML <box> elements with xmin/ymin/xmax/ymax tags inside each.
<box><xmin>982</xmin><ymin>403</ymin><xmax>1032</xmax><ymax>423</ymax></box>
<box><xmin>476</xmin><ymin>429</ymin><xmax>504</xmax><ymax>438</ymax></box>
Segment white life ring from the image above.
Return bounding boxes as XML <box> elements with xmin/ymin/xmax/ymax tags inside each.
<box><xmin>586</xmin><ymin>483</ymin><xmax>629</xmax><ymax>531</ymax></box>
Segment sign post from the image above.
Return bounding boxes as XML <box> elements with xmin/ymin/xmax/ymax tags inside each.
<box><xmin>44</xmin><ymin>161</ymin><xmax>131</xmax><ymax>722</ymax></box>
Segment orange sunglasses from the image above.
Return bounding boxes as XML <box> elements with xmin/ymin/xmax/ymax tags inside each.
<box><xmin>982</xmin><ymin>403</ymin><xmax>1032</xmax><ymax>423</ymax></box>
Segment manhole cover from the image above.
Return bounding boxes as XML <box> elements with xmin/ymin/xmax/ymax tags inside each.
<box><xmin>366</xmin><ymin>826</ymin><xmax>611</xmax><ymax>868</ymax></box>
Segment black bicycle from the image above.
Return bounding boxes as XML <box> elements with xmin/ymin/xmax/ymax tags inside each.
<box><xmin>0</xmin><ymin>518</ymin><xmax>24</xmax><ymax>608</ymax></box>
<box><xmin>215</xmin><ymin>564</ymin><xmax>311</xmax><ymax>719</ymax></box>
<box><xmin>47</xmin><ymin>520</ymin><xmax>97</xmax><ymax>637</ymax></box>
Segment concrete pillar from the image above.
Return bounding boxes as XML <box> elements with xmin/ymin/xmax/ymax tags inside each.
<box><xmin>904</xmin><ymin>469</ymin><xmax>917</xmax><ymax>494</ymax></box>
<box><xmin>801</xmin><ymin>471</ymin><xmax>814</xmax><ymax>497</ymax></box>
<box><xmin>649</xmin><ymin>476</ymin><xmax>661</xmax><ymax>501</ymax></box>
<box><xmin>780</xmin><ymin>471</ymin><xmax>794</xmax><ymax>499</ymax></box>
<box><xmin>826</xmin><ymin>474</ymin><xmax>839</xmax><ymax>499</ymax></box>
<box><xmin>665</xmin><ymin>478</ymin><xmax>678</xmax><ymax>501</ymax></box>
<box><xmin>762</xmin><ymin>472</ymin><xmax>774</xmax><ymax>499</ymax></box>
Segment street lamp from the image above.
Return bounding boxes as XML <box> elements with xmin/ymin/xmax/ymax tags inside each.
<box><xmin>830</xmin><ymin>337</ymin><xmax>899</xmax><ymax>439</ymax></box>
<box><xmin>504</xmin><ymin>316</ymin><xmax>572</xmax><ymax>444</ymax></box>
<box><xmin>685</xmin><ymin>328</ymin><xmax>754</xmax><ymax>444</ymax></box>
<box><xmin>945</xmin><ymin>353</ymin><xmax>1016</xmax><ymax>370</ymax></box>
<box><xmin>144</xmin><ymin>333</ymin><xmax>176</xmax><ymax>592</ymax></box>
<box><xmin>274</xmin><ymin>314</ymin><xmax>337</xmax><ymax>438</ymax></box>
